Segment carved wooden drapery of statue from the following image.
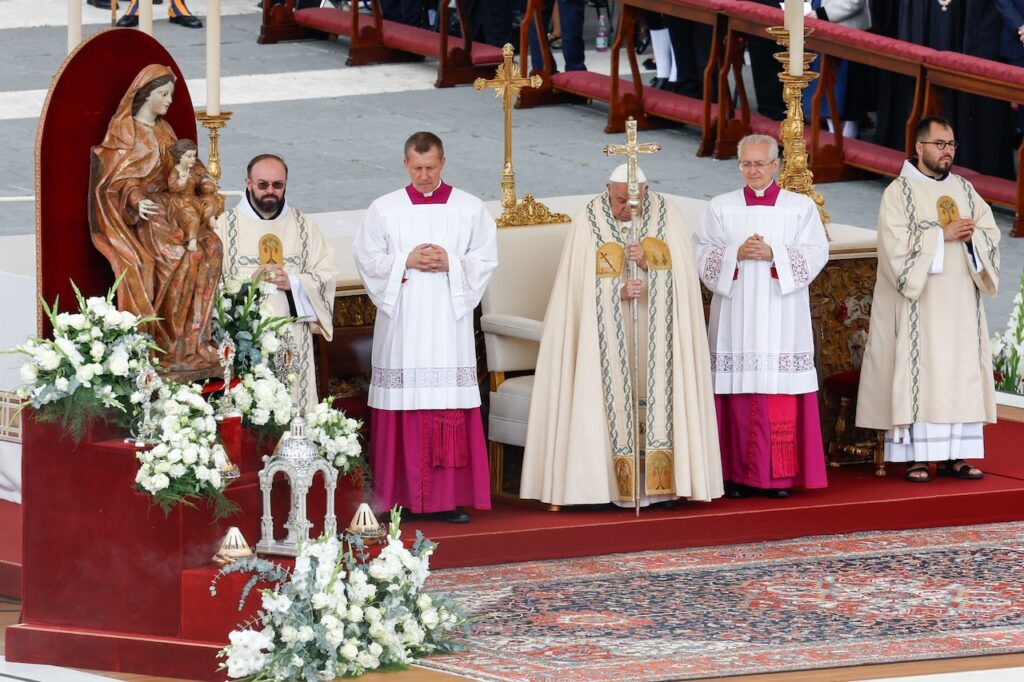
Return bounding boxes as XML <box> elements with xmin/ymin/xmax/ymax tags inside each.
<box><xmin>88</xmin><ymin>64</ymin><xmax>223</xmax><ymax>382</ymax></box>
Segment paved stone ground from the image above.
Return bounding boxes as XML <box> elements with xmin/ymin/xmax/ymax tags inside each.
<box><xmin>0</xmin><ymin>2</ymin><xmax>1020</xmax><ymax>329</ymax></box>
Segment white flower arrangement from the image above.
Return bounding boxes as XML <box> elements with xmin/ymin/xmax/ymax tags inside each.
<box><xmin>135</xmin><ymin>383</ymin><xmax>236</xmax><ymax>517</ymax></box>
<box><xmin>214</xmin><ymin>509</ymin><xmax>465</xmax><ymax>680</ymax></box>
<box><xmin>993</xmin><ymin>268</ymin><xmax>1024</xmax><ymax>395</ymax></box>
<box><xmin>9</xmin><ymin>278</ymin><xmax>160</xmax><ymax>439</ymax></box>
<box><xmin>227</xmin><ymin>362</ymin><xmax>294</xmax><ymax>432</ymax></box>
<box><xmin>215</xmin><ymin>275</ymin><xmax>295</xmax><ymax>378</ymax></box>
<box><xmin>304</xmin><ymin>398</ymin><xmax>365</xmax><ymax>475</ymax></box>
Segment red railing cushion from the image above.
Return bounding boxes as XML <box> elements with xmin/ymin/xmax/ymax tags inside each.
<box><xmin>293</xmin><ymin>7</ymin><xmax>355</xmax><ymax>36</ymax></box>
<box><xmin>551</xmin><ymin>71</ymin><xmax>613</xmax><ymax>101</ymax></box>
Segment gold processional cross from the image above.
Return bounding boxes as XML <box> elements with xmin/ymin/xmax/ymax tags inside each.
<box><xmin>602</xmin><ymin>118</ymin><xmax>660</xmax><ymax>517</ymax></box>
<box><xmin>474</xmin><ymin>44</ymin><xmax>570</xmax><ymax>227</ymax></box>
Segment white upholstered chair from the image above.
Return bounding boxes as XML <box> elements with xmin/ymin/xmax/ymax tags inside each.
<box><xmin>480</xmin><ymin>222</ymin><xmax>572</xmax><ymax>499</ymax></box>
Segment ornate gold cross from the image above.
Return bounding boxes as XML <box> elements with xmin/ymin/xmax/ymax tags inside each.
<box><xmin>474</xmin><ymin>44</ymin><xmax>568</xmax><ymax>227</ymax></box>
<box><xmin>603</xmin><ymin>117</ymin><xmax>661</xmax><ymax>213</ymax></box>
<box><xmin>474</xmin><ymin>44</ymin><xmax>542</xmax><ymax>168</ymax></box>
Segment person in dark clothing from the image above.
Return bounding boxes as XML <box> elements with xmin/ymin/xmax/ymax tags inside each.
<box><xmin>745</xmin><ymin>0</ymin><xmax>786</xmax><ymax>120</ymax></box>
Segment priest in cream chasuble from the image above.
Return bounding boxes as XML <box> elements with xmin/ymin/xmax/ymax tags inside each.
<box><xmin>693</xmin><ymin>136</ymin><xmax>829</xmax><ymax>498</ymax></box>
<box><xmin>520</xmin><ymin>165</ymin><xmax>723</xmax><ymax>507</ymax></box>
<box><xmin>354</xmin><ymin>133</ymin><xmax>497</xmax><ymax>521</ymax></box>
<box><xmin>216</xmin><ymin>155</ymin><xmax>338</xmax><ymax>412</ymax></box>
<box><xmin>857</xmin><ymin>118</ymin><xmax>999</xmax><ymax>479</ymax></box>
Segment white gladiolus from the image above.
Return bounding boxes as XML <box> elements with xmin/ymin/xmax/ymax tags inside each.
<box><xmin>19</xmin><ymin>363</ymin><xmax>38</xmax><ymax>384</ymax></box>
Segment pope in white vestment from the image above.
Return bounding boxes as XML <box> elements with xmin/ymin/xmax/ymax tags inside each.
<box><xmin>216</xmin><ymin>155</ymin><xmax>338</xmax><ymax>412</ymax></box>
<box><xmin>857</xmin><ymin>118</ymin><xmax>999</xmax><ymax>481</ymax></box>
<box><xmin>520</xmin><ymin>165</ymin><xmax>723</xmax><ymax>507</ymax></box>
<box><xmin>354</xmin><ymin>133</ymin><xmax>497</xmax><ymax>522</ymax></box>
<box><xmin>693</xmin><ymin>136</ymin><xmax>829</xmax><ymax>498</ymax></box>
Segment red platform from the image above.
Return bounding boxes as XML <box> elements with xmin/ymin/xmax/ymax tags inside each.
<box><xmin>8</xmin><ymin>420</ymin><xmax>1024</xmax><ymax>682</ymax></box>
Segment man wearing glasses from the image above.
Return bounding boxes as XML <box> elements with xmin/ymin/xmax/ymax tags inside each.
<box><xmin>216</xmin><ymin>154</ymin><xmax>338</xmax><ymax>412</ymax></box>
<box><xmin>692</xmin><ymin>134</ymin><xmax>830</xmax><ymax>499</ymax></box>
<box><xmin>857</xmin><ymin>117</ymin><xmax>1001</xmax><ymax>483</ymax></box>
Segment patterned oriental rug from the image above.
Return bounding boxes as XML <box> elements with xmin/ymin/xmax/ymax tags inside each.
<box><xmin>419</xmin><ymin>522</ymin><xmax>1024</xmax><ymax>681</ymax></box>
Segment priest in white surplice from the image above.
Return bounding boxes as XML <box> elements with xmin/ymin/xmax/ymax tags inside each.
<box><xmin>216</xmin><ymin>154</ymin><xmax>337</xmax><ymax>412</ymax></box>
<box><xmin>857</xmin><ymin>117</ymin><xmax>999</xmax><ymax>482</ymax></box>
<box><xmin>520</xmin><ymin>164</ymin><xmax>723</xmax><ymax>508</ymax></box>
<box><xmin>354</xmin><ymin>132</ymin><xmax>497</xmax><ymax>524</ymax></box>
<box><xmin>693</xmin><ymin>135</ymin><xmax>829</xmax><ymax>499</ymax></box>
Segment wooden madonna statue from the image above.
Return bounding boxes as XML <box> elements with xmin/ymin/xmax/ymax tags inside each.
<box><xmin>88</xmin><ymin>64</ymin><xmax>224</xmax><ymax>382</ymax></box>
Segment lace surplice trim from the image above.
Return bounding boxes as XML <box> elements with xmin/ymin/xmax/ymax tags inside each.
<box><xmin>704</xmin><ymin>246</ymin><xmax>725</xmax><ymax>286</ymax></box>
<box><xmin>371</xmin><ymin>366</ymin><xmax>478</xmax><ymax>389</ymax></box>
<box><xmin>786</xmin><ymin>246</ymin><xmax>810</xmax><ymax>286</ymax></box>
<box><xmin>711</xmin><ymin>352</ymin><xmax>815</xmax><ymax>373</ymax></box>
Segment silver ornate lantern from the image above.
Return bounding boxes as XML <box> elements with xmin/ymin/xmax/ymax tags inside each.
<box><xmin>255</xmin><ymin>417</ymin><xmax>339</xmax><ymax>556</ymax></box>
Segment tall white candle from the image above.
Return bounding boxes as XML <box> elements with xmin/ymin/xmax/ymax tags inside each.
<box><xmin>139</xmin><ymin>0</ymin><xmax>153</xmax><ymax>36</ymax></box>
<box><xmin>68</xmin><ymin>0</ymin><xmax>82</xmax><ymax>54</ymax></box>
<box><xmin>207</xmin><ymin>0</ymin><xmax>222</xmax><ymax>116</ymax></box>
<box><xmin>786</xmin><ymin>0</ymin><xmax>804</xmax><ymax>77</ymax></box>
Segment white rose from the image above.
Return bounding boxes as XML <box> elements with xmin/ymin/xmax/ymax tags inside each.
<box><xmin>279</xmin><ymin>625</ymin><xmax>298</xmax><ymax>643</ymax></box>
<box><xmin>103</xmin><ymin>308</ymin><xmax>123</xmax><ymax>328</ymax></box>
<box><xmin>297</xmin><ymin>625</ymin><xmax>315</xmax><ymax>643</ymax></box>
<box><xmin>195</xmin><ymin>465</ymin><xmax>211</xmax><ymax>482</ymax></box>
<box><xmin>224</xmin><ymin>278</ymin><xmax>243</xmax><ymax>295</ymax></box>
<box><xmin>340</xmin><ymin>642</ymin><xmax>358</xmax><ymax>660</ymax></box>
<box><xmin>181</xmin><ymin>445</ymin><xmax>199</xmax><ymax>465</ymax></box>
<box><xmin>347</xmin><ymin>606</ymin><xmax>363</xmax><ymax>623</ymax></box>
<box><xmin>89</xmin><ymin>340</ymin><xmax>106</xmax><ymax>361</ymax></box>
<box><xmin>118</xmin><ymin>311</ymin><xmax>139</xmax><ymax>330</ymax></box>
<box><xmin>107</xmin><ymin>348</ymin><xmax>130</xmax><ymax>377</ymax></box>
<box><xmin>19</xmin><ymin>363</ymin><xmax>37</xmax><ymax>384</ymax></box>
<box><xmin>325</xmin><ymin>628</ymin><xmax>345</xmax><ymax>647</ymax></box>
<box><xmin>54</xmin><ymin>376</ymin><xmax>69</xmax><ymax>392</ymax></box>
<box><xmin>209</xmin><ymin>469</ymin><xmax>222</xmax><ymax>489</ymax></box>
<box><xmin>36</xmin><ymin>348</ymin><xmax>61</xmax><ymax>371</ymax></box>
<box><xmin>149</xmin><ymin>473</ymin><xmax>169</xmax><ymax>491</ymax></box>
<box><xmin>421</xmin><ymin>608</ymin><xmax>439</xmax><ymax>629</ymax></box>
<box><xmin>311</xmin><ymin>592</ymin><xmax>331</xmax><ymax>610</ymax></box>
<box><xmin>259</xmin><ymin>334</ymin><xmax>281</xmax><ymax>355</ymax></box>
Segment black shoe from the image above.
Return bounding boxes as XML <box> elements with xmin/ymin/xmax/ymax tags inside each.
<box><xmin>725</xmin><ymin>484</ymin><xmax>751</xmax><ymax>499</ymax></box>
<box><xmin>87</xmin><ymin>0</ymin><xmax>112</xmax><ymax>9</ymax></box>
<box><xmin>437</xmin><ymin>507</ymin><xmax>470</xmax><ymax>524</ymax></box>
<box><xmin>650</xmin><ymin>499</ymin><xmax>678</xmax><ymax>510</ymax></box>
<box><xmin>170</xmin><ymin>14</ymin><xmax>204</xmax><ymax>29</ymax></box>
<box><xmin>116</xmin><ymin>14</ymin><xmax>139</xmax><ymax>27</ymax></box>
<box><xmin>649</xmin><ymin>77</ymin><xmax>668</xmax><ymax>89</ymax></box>
<box><xmin>763</xmin><ymin>488</ymin><xmax>791</xmax><ymax>499</ymax></box>
<box><xmin>642</xmin><ymin>57</ymin><xmax>656</xmax><ymax>71</ymax></box>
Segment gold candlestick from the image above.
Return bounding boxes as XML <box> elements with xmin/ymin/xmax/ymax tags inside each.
<box><xmin>766</xmin><ymin>28</ymin><xmax>830</xmax><ymax>236</ymax></box>
<box><xmin>196</xmin><ymin>109</ymin><xmax>232</xmax><ymax>181</ymax></box>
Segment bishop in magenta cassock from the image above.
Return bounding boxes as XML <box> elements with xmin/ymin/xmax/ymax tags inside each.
<box><xmin>354</xmin><ymin>132</ymin><xmax>498</xmax><ymax>523</ymax></box>
<box><xmin>692</xmin><ymin>135</ymin><xmax>829</xmax><ymax>499</ymax></box>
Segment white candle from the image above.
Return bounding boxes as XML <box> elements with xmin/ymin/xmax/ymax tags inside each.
<box><xmin>786</xmin><ymin>0</ymin><xmax>804</xmax><ymax>77</ymax></box>
<box><xmin>139</xmin><ymin>0</ymin><xmax>153</xmax><ymax>36</ymax></box>
<box><xmin>68</xmin><ymin>0</ymin><xmax>82</xmax><ymax>54</ymax></box>
<box><xmin>207</xmin><ymin>0</ymin><xmax>222</xmax><ymax>116</ymax></box>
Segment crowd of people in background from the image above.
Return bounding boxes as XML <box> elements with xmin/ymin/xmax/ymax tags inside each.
<box><xmin>381</xmin><ymin>0</ymin><xmax>1023</xmax><ymax>181</ymax></box>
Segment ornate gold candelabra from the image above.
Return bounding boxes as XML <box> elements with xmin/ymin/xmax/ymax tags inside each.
<box><xmin>195</xmin><ymin>109</ymin><xmax>233</xmax><ymax>182</ymax></box>
<box><xmin>766</xmin><ymin>27</ymin><xmax>831</xmax><ymax>236</ymax></box>
<box><xmin>474</xmin><ymin>44</ymin><xmax>570</xmax><ymax>227</ymax></box>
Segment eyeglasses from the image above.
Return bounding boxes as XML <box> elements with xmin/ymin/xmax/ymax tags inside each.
<box><xmin>919</xmin><ymin>140</ymin><xmax>958</xmax><ymax>151</ymax></box>
<box><xmin>253</xmin><ymin>180</ymin><xmax>286</xmax><ymax>190</ymax></box>
<box><xmin>739</xmin><ymin>161</ymin><xmax>775</xmax><ymax>170</ymax></box>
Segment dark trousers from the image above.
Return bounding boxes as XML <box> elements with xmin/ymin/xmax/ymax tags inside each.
<box><xmin>527</xmin><ymin>0</ymin><xmax>557</xmax><ymax>72</ymax></box>
<box><xmin>665</xmin><ymin>16</ymin><xmax>713</xmax><ymax>99</ymax></box>
<box><xmin>744</xmin><ymin>0</ymin><xmax>785</xmax><ymax>120</ymax></box>
<box><xmin>558</xmin><ymin>0</ymin><xmax>587</xmax><ymax>71</ymax></box>
<box><xmin>466</xmin><ymin>0</ymin><xmax>515</xmax><ymax>47</ymax></box>
<box><xmin>380</xmin><ymin>0</ymin><xmax>426</xmax><ymax>28</ymax></box>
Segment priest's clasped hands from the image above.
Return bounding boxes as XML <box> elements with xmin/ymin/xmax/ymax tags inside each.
<box><xmin>620</xmin><ymin>241</ymin><xmax>648</xmax><ymax>301</ymax></box>
<box><xmin>943</xmin><ymin>218</ymin><xmax>976</xmax><ymax>243</ymax></box>
<box><xmin>254</xmin><ymin>264</ymin><xmax>292</xmax><ymax>291</ymax></box>
<box><xmin>738</xmin><ymin>234</ymin><xmax>773</xmax><ymax>261</ymax></box>
<box><xmin>406</xmin><ymin>243</ymin><xmax>449</xmax><ymax>273</ymax></box>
